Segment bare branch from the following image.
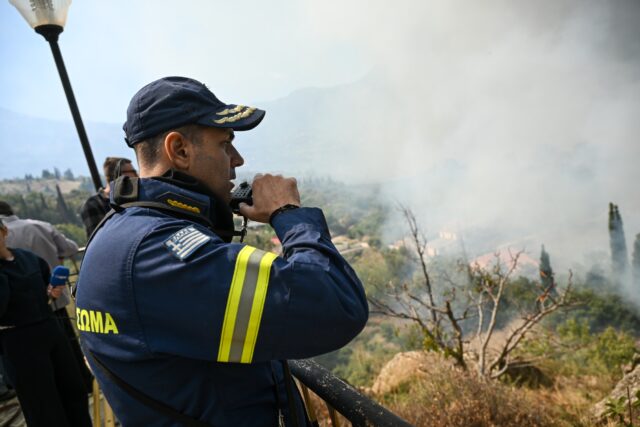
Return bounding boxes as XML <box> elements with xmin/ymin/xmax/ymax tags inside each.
<box><xmin>476</xmin><ymin>250</ymin><xmax>523</xmax><ymax>376</ymax></box>
<box><xmin>445</xmin><ymin>300</ymin><xmax>466</xmax><ymax>369</ymax></box>
<box><xmin>399</xmin><ymin>205</ymin><xmax>438</xmax><ymax>326</ymax></box>
<box><xmin>487</xmin><ymin>272</ymin><xmax>574</xmax><ymax>376</ymax></box>
<box><xmin>474</xmin><ymin>291</ymin><xmax>485</xmax><ymax>343</ymax></box>
<box><xmin>375</xmin><ymin>206</ymin><xmax>577</xmax><ymax>380</ymax></box>
<box><xmin>490</xmin><ymin>359</ymin><xmax>511</xmax><ymax>380</ymax></box>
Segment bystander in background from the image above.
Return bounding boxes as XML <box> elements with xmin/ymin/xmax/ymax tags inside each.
<box><xmin>80</xmin><ymin>157</ymin><xmax>138</xmax><ymax>238</ymax></box>
<box><xmin>0</xmin><ymin>218</ymin><xmax>92</xmax><ymax>427</ymax></box>
<box><xmin>0</xmin><ymin>200</ymin><xmax>93</xmax><ymax>392</ymax></box>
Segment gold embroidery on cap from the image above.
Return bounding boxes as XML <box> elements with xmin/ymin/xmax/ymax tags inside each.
<box><xmin>214</xmin><ymin>107</ymin><xmax>256</xmax><ymax>124</ymax></box>
<box><xmin>216</xmin><ymin>105</ymin><xmax>245</xmax><ymax>116</ymax></box>
<box><xmin>167</xmin><ymin>199</ymin><xmax>201</xmax><ymax>214</ymax></box>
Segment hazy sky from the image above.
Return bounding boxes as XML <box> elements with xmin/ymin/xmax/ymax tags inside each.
<box><xmin>1</xmin><ymin>0</ymin><xmax>371</xmax><ymax>122</ymax></box>
<box><xmin>2</xmin><ymin>0</ymin><xmax>639</xmax><ymax>273</ymax></box>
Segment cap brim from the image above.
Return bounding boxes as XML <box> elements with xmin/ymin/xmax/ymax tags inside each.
<box><xmin>199</xmin><ymin>104</ymin><xmax>266</xmax><ymax>131</ymax></box>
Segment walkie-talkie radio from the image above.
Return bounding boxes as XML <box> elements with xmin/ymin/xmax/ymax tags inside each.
<box><xmin>229</xmin><ymin>182</ymin><xmax>253</xmax><ymax>214</ymax></box>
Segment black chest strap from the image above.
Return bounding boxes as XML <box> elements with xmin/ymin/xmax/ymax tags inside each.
<box><xmin>85</xmin><ymin>349</ymin><xmax>213</xmax><ymax>427</ymax></box>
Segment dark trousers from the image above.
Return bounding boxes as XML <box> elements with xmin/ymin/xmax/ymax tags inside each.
<box><xmin>1</xmin><ymin>317</ymin><xmax>92</xmax><ymax>427</ymax></box>
<box><xmin>53</xmin><ymin>307</ymin><xmax>94</xmax><ymax>393</ymax></box>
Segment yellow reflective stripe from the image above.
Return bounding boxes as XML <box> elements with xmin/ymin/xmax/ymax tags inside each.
<box><xmin>218</xmin><ymin>246</ymin><xmax>256</xmax><ymax>362</ymax></box>
<box><xmin>241</xmin><ymin>252</ymin><xmax>278</xmax><ymax>363</ymax></box>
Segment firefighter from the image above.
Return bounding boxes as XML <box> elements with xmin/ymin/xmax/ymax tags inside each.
<box><xmin>76</xmin><ymin>76</ymin><xmax>368</xmax><ymax>426</ymax></box>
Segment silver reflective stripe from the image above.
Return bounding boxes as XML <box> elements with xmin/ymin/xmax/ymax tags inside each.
<box><xmin>218</xmin><ymin>246</ymin><xmax>278</xmax><ymax>363</ymax></box>
<box><xmin>227</xmin><ymin>248</ymin><xmax>264</xmax><ymax>362</ymax></box>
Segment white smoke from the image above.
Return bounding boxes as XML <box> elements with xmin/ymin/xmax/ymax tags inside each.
<box><xmin>299</xmin><ymin>0</ymin><xmax>640</xmax><ymax>272</ymax></box>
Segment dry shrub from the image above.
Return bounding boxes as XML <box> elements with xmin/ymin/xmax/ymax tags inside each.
<box><xmin>379</xmin><ymin>367</ymin><xmax>559</xmax><ymax>427</ymax></box>
<box><xmin>296</xmin><ymin>366</ymin><xmax>612</xmax><ymax>426</ymax></box>
<box><xmin>532</xmin><ymin>375</ymin><xmax>613</xmax><ymax>426</ymax></box>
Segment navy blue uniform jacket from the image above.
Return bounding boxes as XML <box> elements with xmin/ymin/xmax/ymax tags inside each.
<box><xmin>76</xmin><ymin>178</ymin><xmax>368</xmax><ymax>426</ymax></box>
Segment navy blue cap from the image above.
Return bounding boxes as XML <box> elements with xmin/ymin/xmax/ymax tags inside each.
<box><xmin>123</xmin><ymin>76</ymin><xmax>266</xmax><ymax>147</ymax></box>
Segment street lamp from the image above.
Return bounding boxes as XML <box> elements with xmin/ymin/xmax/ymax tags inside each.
<box><xmin>10</xmin><ymin>0</ymin><xmax>102</xmax><ymax>191</ymax></box>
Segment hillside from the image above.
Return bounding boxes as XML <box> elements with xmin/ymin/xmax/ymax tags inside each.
<box><xmin>1</xmin><ymin>176</ymin><xmax>639</xmax><ymax>425</ymax></box>
<box><xmin>0</xmin><ymin>178</ymin><xmax>87</xmax><ymax>195</ymax></box>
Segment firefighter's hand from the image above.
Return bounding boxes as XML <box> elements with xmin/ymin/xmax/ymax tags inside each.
<box><xmin>47</xmin><ymin>285</ymin><xmax>62</xmax><ymax>299</ymax></box>
<box><xmin>239</xmin><ymin>174</ymin><xmax>301</xmax><ymax>224</ymax></box>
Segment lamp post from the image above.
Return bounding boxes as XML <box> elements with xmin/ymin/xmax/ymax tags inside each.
<box><xmin>10</xmin><ymin>0</ymin><xmax>102</xmax><ymax>191</ymax></box>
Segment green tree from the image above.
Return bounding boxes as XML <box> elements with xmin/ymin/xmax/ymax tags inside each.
<box><xmin>521</xmin><ymin>318</ymin><xmax>636</xmax><ymax>378</ymax></box>
<box><xmin>17</xmin><ymin>195</ymin><xmax>29</xmax><ymax>217</ymax></box>
<box><xmin>1</xmin><ymin>189</ymin><xmax>88</xmax><ymax>227</ymax></box>
<box><xmin>55</xmin><ymin>223</ymin><xmax>87</xmax><ymax>247</ymax></box>
<box><xmin>56</xmin><ymin>184</ymin><xmax>74</xmax><ymax>223</ymax></box>
<box><xmin>609</xmin><ymin>203</ymin><xmax>629</xmax><ymax>286</ymax></box>
<box><xmin>632</xmin><ymin>234</ymin><xmax>640</xmax><ymax>289</ymax></box>
<box><xmin>539</xmin><ymin>245</ymin><xmax>554</xmax><ymax>293</ymax></box>
<box><xmin>565</xmin><ymin>287</ymin><xmax>640</xmax><ymax>334</ymax></box>
<box><xmin>39</xmin><ymin>193</ymin><xmax>48</xmax><ymax>212</ymax></box>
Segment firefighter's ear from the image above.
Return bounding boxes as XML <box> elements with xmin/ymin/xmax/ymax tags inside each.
<box><xmin>164</xmin><ymin>131</ymin><xmax>192</xmax><ymax>170</ymax></box>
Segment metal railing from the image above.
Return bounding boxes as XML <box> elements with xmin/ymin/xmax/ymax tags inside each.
<box><xmin>291</xmin><ymin>359</ymin><xmax>412</xmax><ymax>427</ymax></box>
<box><xmin>84</xmin><ymin>360</ymin><xmax>413</xmax><ymax>427</ymax></box>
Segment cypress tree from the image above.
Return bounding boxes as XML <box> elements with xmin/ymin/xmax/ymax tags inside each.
<box><xmin>609</xmin><ymin>203</ymin><xmax>629</xmax><ymax>286</ymax></box>
<box><xmin>539</xmin><ymin>245</ymin><xmax>556</xmax><ymax>295</ymax></box>
<box><xmin>633</xmin><ymin>234</ymin><xmax>640</xmax><ymax>288</ymax></box>
<box><xmin>39</xmin><ymin>193</ymin><xmax>48</xmax><ymax>212</ymax></box>
<box><xmin>18</xmin><ymin>195</ymin><xmax>29</xmax><ymax>218</ymax></box>
<box><xmin>55</xmin><ymin>184</ymin><xmax>74</xmax><ymax>224</ymax></box>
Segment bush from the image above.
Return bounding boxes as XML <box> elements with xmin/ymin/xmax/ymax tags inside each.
<box><xmin>314</xmin><ymin>319</ymin><xmax>419</xmax><ymax>387</ymax></box>
<box><xmin>560</xmin><ymin>288</ymin><xmax>640</xmax><ymax>334</ymax></box>
<box><xmin>55</xmin><ymin>223</ymin><xmax>87</xmax><ymax>247</ymax></box>
<box><xmin>382</xmin><ymin>367</ymin><xmax>560</xmax><ymax>427</ymax></box>
<box><xmin>520</xmin><ymin>318</ymin><xmax>637</xmax><ymax>379</ymax></box>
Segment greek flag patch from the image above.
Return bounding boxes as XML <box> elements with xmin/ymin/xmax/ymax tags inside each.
<box><xmin>164</xmin><ymin>226</ymin><xmax>211</xmax><ymax>261</ymax></box>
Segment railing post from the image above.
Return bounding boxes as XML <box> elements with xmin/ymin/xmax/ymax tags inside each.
<box><xmin>104</xmin><ymin>400</ymin><xmax>116</xmax><ymax>427</ymax></box>
<box><xmin>327</xmin><ymin>404</ymin><xmax>341</xmax><ymax>427</ymax></box>
<box><xmin>299</xmin><ymin>383</ymin><xmax>320</xmax><ymax>426</ymax></box>
<box><xmin>290</xmin><ymin>359</ymin><xmax>413</xmax><ymax>427</ymax></box>
<box><xmin>92</xmin><ymin>379</ymin><xmax>101</xmax><ymax>427</ymax></box>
